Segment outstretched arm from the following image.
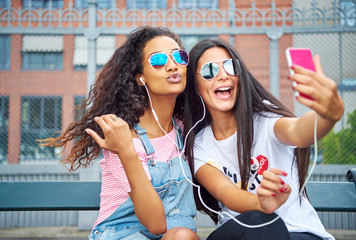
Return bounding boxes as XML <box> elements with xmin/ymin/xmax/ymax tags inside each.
<box><xmin>85</xmin><ymin>115</ymin><xmax>167</xmax><ymax>235</ymax></box>
<box><xmin>195</xmin><ymin>164</ymin><xmax>290</xmax><ymax>214</ymax></box>
<box><xmin>275</xmin><ymin>55</ymin><xmax>345</xmax><ymax>147</ymax></box>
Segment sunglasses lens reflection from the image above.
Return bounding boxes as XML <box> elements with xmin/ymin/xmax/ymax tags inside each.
<box><xmin>201</xmin><ymin>62</ymin><xmax>219</xmax><ymax>80</ymax></box>
<box><xmin>224</xmin><ymin>59</ymin><xmax>235</xmax><ymax>75</ymax></box>
<box><xmin>150</xmin><ymin>53</ymin><xmax>168</xmax><ymax>69</ymax></box>
<box><xmin>200</xmin><ymin>59</ymin><xmax>238</xmax><ymax>80</ymax></box>
<box><xmin>172</xmin><ymin>50</ymin><xmax>189</xmax><ymax>65</ymax></box>
<box><xmin>149</xmin><ymin>50</ymin><xmax>189</xmax><ymax>70</ymax></box>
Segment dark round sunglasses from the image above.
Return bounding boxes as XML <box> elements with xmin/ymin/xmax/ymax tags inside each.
<box><xmin>198</xmin><ymin>59</ymin><xmax>241</xmax><ymax>80</ymax></box>
<box><xmin>147</xmin><ymin>50</ymin><xmax>189</xmax><ymax>70</ymax></box>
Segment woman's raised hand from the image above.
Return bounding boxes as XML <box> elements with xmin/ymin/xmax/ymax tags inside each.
<box><xmin>85</xmin><ymin>114</ymin><xmax>135</xmax><ymax>156</ymax></box>
<box><xmin>289</xmin><ymin>55</ymin><xmax>344</xmax><ymax>122</ymax></box>
<box><xmin>257</xmin><ymin>168</ymin><xmax>291</xmax><ymax>214</ymax></box>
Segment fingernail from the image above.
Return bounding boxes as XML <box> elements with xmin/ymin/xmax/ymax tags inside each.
<box><xmin>284</xmin><ymin>186</ymin><xmax>288</xmax><ymax>192</ymax></box>
<box><xmin>291</xmin><ymin>65</ymin><xmax>296</xmax><ymax>70</ymax></box>
<box><xmin>280</xmin><ymin>180</ymin><xmax>285</xmax><ymax>185</ymax></box>
<box><xmin>271</xmin><ymin>193</ymin><xmax>276</xmax><ymax>196</ymax></box>
<box><xmin>282</xmin><ymin>171</ymin><xmax>288</xmax><ymax>176</ymax></box>
<box><xmin>288</xmin><ymin>75</ymin><xmax>292</xmax><ymax>80</ymax></box>
<box><xmin>279</xmin><ymin>188</ymin><xmax>284</xmax><ymax>193</ymax></box>
<box><xmin>85</xmin><ymin>129</ymin><xmax>90</xmax><ymax>135</ymax></box>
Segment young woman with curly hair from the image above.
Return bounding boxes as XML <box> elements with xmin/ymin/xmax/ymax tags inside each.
<box><xmin>40</xmin><ymin>26</ymin><xmax>199</xmax><ymax>240</ymax></box>
<box><xmin>183</xmin><ymin>39</ymin><xmax>344</xmax><ymax>240</ymax></box>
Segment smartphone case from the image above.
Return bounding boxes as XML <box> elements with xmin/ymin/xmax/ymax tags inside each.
<box><xmin>285</xmin><ymin>48</ymin><xmax>316</xmax><ymax>100</ymax></box>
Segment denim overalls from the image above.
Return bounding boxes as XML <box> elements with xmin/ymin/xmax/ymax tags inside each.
<box><xmin>89</xmin><ymin>120</ymin><xmax>196</xmax><ymax>240</ymax></box>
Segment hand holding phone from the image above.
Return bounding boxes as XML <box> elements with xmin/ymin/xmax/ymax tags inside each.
<box><xmin>285</xmin><ymin>48</ymin><xmax>316</xmax><ymax>100</ymax></box>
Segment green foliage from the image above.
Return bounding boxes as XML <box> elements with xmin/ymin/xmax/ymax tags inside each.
<box><xmin>318</xmin><ymin>109</ymin><xmax>356</xmax><ymax>164</ymax></box>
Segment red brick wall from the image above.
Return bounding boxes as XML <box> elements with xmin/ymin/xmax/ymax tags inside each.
<box><xmin>1</xmin><ymin>1</ymin><xmax>294</xmax><ymax>164</ymax></box>
<box><xmin>234</xmin><ymin>34</ymin><xmax>294</xmax><ymax>111</ymax></box>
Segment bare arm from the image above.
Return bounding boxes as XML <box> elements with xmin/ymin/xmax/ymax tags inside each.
<box><xmin>275</xmin><ymin>55</ymin><xmax>344</xmax><ymax>147</ymax></box>
<box><xmin>86</xmin><ymin>115</ymin><xmax>166</xmax><ymax>235</ymax></box>
<box><xmin>195</xmin><ymin>164</ymin><xmax>290</xmax><ymax>214</ymax></box>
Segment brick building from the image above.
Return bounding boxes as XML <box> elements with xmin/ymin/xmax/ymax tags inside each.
<box><xmin>0</xmin><ymin>0</ymin><xmax>355</xmax><ymax>166</ymax></box>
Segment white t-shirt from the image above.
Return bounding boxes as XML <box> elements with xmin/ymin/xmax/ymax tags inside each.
<box><xmin>193</xmin><ymin>112</ymin><xmax>334</xmax><ymax>240</ymax></box>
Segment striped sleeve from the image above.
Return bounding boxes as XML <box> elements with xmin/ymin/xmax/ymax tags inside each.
<box><xmin>103</xmin><ymin>149</ymin><xmax>152</xmax><ymax>193</ymax></box>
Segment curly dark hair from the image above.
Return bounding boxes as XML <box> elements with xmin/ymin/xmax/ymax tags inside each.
<box><xmin>39</xmin><ymin>26</ymin><xmax>185</xmax><ymax>171</ymax></box>
<box><xmin>183</xmin><ymin>39</ymin><xmax>310</xmax><ymax>224</ymax></box>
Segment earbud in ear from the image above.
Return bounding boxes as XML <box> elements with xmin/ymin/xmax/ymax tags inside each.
<box><xmin>139</xmin><ymin>77</ymin><xmax>145</xmax><ymax>85</ymax></box>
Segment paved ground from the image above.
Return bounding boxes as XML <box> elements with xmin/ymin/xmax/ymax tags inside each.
<box><xmin>0</xmin><ymin>227</ymin><xmax>355</xmax><ymax>240</ymax></box>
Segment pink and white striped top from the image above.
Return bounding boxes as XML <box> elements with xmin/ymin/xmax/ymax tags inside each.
<box><xmin>93</xmin><ymin>121</ymin><xmax>183</xmax><ymax>227</ymax></box>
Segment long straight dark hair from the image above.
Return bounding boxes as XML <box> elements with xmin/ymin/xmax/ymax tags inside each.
<box><xmin>183</xmin><ymin>39</ymin><xmax>310</xmax><ymax>223</ymax></box>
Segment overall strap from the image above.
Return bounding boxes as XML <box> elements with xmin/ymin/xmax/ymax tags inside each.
<box><xmin>133</xmin><ymin>123</ymin><xmax>155</xmax><ymax>163</ymax></box>
<box><xmin>172</xmin><ymin>118</ymin><xmax>184</xmax><ymax>152</ymax></box>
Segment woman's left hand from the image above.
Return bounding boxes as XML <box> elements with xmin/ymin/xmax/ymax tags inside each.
<box><xmin>257</xmin><ymin>168</ymin><xmax>291</xmax><ymax>214</ymax></box>
<box><xmin>289</xmin><ymin>55</ymin><xmax>344</xmax><ymax>122</ymax></box>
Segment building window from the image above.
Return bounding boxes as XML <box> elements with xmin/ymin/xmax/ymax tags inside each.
<box><xmin>0</xmin><ymin>96</ymin><xmax>9</xmax><ymax>164</ymax></box>
<box><xmin>0</xmin><ymin>0</ymin><xmax>10</xmax><ymax>8</ymax></box>
<box><xmin>23</xmin><ymin>0</ymin><xmax>64</xmax><ymax>8</ymax></box>
<box><xmin>20</xmin><ymin>96</ymin><xmax>62</xmax><ymax>161</ymax></box>
<box><xmin>180</xmin><ymin>35</ymin><xmax>217</xmax><ymax>52</ymax></box>
<box><xmin>0</xmin><ymin>35</ymin><xmax>10</xmax><ymax>70</ymax></box>
<box><xmin>341</xmin><ymin>1</ymin><xmax>355</xmax><ymax>26</ymax></box>
<box><xmin>127</xmin><ymin>0</ymin><xmax>166</xmax><ymax>9</ymax></box>
<box><xmin>73</xmin><ymin>35</ymin><xmax>115</xmax><ymax>70</ymax></box>
<box><xmin>75</xmin><ymin>0</ymin><xmax>112</xmax><ymax>8</ymax></box>
<box><xmin>178</xmin><ymin>0</ymin><xmax>217</xmax><ymax>8</ymax></box>
<box><xmin>74</xmin><ymin>96</ymin><xmax>86</xmax><ymax>121</ymax></box>
<box><xmin>22</xmin><ymin>35</ymin><xmax>63</xmax><ymax>70</ymax></box>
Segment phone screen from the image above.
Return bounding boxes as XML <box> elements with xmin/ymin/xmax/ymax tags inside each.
<box><xmin>285</xmin><ymin>48</ymin><xmax>315</xmax><ymax>100</ymax></box>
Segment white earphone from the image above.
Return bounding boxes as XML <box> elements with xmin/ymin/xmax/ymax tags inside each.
<box><xmin>140</xmin><ymin>76</ymin><xmax>159</xmax><ymax>121</ymax></box>
<box><xmin>139</xmin><ymin>76</ymin><xmax>145</xmax><ymax>85</ymax></box>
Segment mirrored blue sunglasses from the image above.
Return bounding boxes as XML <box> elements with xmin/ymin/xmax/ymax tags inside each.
<box><xmin>147</xmin><ymin>50</ymin><xmax>189</xmax><ymax>70</ymax></box>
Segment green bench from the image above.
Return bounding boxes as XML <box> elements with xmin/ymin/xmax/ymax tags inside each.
<box><xmin>0</xmin><ymin>168</ymin><xmax>355</xmax><ymax>214</ymax></box>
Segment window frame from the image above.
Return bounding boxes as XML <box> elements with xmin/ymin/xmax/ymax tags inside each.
<box><xmin>20</xmin><ymin>96</ymin><xmax>62</xmax><ymax>161</ymax></box>
<box><xmin>22</xmin><ymin>51</ymin><xmax>63</xmax><ymax>70</ymax></box>
<box><xmin>73</xmin><ymin>35</ymin><xmax>115</xmax><ymax>70</ymax></box>
<box><xmin>180</xmin><ymin>34</ymin><xmax>218</xmax><ymax>52</ymax></box>
<box><xmin>0</xmin><ymin>0</ymin><xmax>10</xmax><ymax>8</ymax></box>
<box><xmin>0</xmin><ymin>96</ymin><xmax>9</xmax><ymax>164</ymax></box>
<box><xmin>75</xmin><ymin>0</ymin><xmax>112</xmax><ymax>9</ymax></box>
<box><xmin>178</xmin><ymin>0</ymin><xmax>217</xmax><ymax>9</ymax></box>
<box><xmin>23</xmin><ymin>0</ymin><xmax>64</xmax><ymax>9</ymax></box>
<box><xmin>0</xmin><ymin>35</ymin><xmax>10</xmax><ymax>70</ymax></box>
<box><xmin>126</xmin><ymin>0</ymin><xmax>167</xmax><ymax>9</ymax></box>
<box><xmin>74</xmin><ymin>95</ymin><xmax>86</xmax><ymax>121</ymax></box>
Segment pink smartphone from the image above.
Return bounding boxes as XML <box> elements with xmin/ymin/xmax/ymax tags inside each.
<box><xmin>285</xmin><ymin>48</ymin><xmax>316</xmax><ymax>100</ymax></box>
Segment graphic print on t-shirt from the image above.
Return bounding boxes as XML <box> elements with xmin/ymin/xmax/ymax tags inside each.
<box><xmin>249</xmin><ymin>155</ymin><xmax>269</xmax><ymax>191</ymax></box>
<box><xmin>206</xmin><ymin>154</ymin><xmax>269</xmax><ymax>191</ymax></box>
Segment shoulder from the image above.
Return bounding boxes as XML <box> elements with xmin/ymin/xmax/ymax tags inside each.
<box><xmin>194</xmin><ymin>125</ymin><xmax>212</xmax><ymax>144</ymax></box>
<box><xmin>254</xmin><ymin>112</ymin><xmax>281</xmax><ymax>127</ymax></box>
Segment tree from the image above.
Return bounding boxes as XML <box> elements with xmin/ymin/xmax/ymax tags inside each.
<box><xmin>319</xmin><ymin>109</ymin><xmax>356</xmax><ymax>164</ymax></box>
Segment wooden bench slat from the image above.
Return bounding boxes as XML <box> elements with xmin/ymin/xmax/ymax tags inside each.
<box><xmin>0</xmin><ymin>181</ymin><xmax>355</xmax><ymax>212</ymax></box>
<box><xmin>307</xmin><ymin>182</ymin><xmax>356</xmax><ymax>212</ymax></box>
<box><xmin>0</xmin><ymin>182</ymin><xmax>101</xmax><ymax>211</ymax></box>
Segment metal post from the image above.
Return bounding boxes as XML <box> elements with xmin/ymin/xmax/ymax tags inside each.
<box><xmin>267</xmin><ymin>30</ymin><xmax>283</xmax><ymax>99</ymax></box>
<box><xmin>79</xmin><ymin>0</ymin><xmax>101</xmax><ymax>231</ymax></box>
<box><xmin>85</xmin><ymin>0</ymin><xmax>100</xmax><ymax>98</ymax></box>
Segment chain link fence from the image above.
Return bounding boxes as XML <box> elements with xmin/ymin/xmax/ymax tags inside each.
<box><xmin>292</xmin><ymin>33</ymin><xmax>356</xmax><ymax>165</ymax></box>
<box><xmin>2</xmin><ymin>35</ymin><xmax>355</xmax><ymax>164</ymax></box>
